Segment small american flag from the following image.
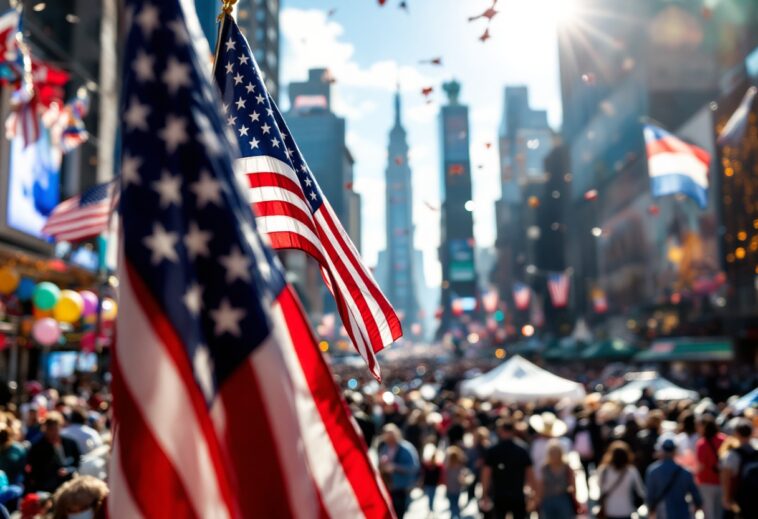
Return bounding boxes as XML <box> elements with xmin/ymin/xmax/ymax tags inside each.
<box><xmin>513</xmin><ymin>282</ymin><xmax>531</xmax><ymax>311</ymax></box>
<box><xmin>213</xmin><ymin>14</ymin><xmax>401</xmax><ymax>379</ymax></box>
<box><xmin>547</xmin><ymin>271</ymin><xmax>570</xmax><ymax>308</ymax></box>
<box><xmin>41</xmin><ymin>181</ymin><xmax>114</xmax><ymax>243</ymax></box>
<box><xmin>592</xmin><ymin>287</ymin><xmax>608</xmax><ymax>314</ymax></box>
<box><xmin>110</xmin><ymin>2</ymin><xmax>392</xmax><ymax>517</ymax></box>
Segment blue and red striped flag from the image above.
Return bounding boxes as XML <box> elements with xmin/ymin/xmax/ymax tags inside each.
<box><xmin>513</xmin><ymin>282</ymin><xmax>531</xmax><ymax>311</ymax></box>
<box><xmin>643</xmin><ymin>124</ymin><xmax>710</xmax><ymax>209</ymax></box>
<box><xmin>110</xmin><ymin>2</ymin><xmax>392</xmax><ymax>517</ymax></box>
<box><xmin>213</xmin><ymin>14</ymin><xmax>401</xmax><ymax>380</ymax></box>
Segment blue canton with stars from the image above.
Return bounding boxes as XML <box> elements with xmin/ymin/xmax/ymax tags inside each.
<box><xmin>214</xmin><ymin>15</ymin><xmax>325</xmax><ymax>213</ymax></box>
<box><xmin>120</xmin><ymin>0</ymin><xmax>286</xmax><ymax>402</ymax></box>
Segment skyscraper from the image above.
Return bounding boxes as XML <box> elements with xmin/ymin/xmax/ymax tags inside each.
<box><xmin>438</xmin><ymin>80</ymin><xmax>477</xmax><ymax>335</ymax></box>
<box><xmin>377</xmin><ymin>88</ymin><xmax>418</xmax><ymax>332</ymax></box>
<box><xmin>492</xmin><ymin>86</ymin><xmax>554</xmax><ymax>318</ymax></box>
<box><xmin>286</xmin><ymin>68</ymin><xmax>361</xmax><ymax>315</ymax></box>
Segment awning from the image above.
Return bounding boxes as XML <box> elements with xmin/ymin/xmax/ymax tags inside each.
<box><xmin>635</xmin><ymin>337</ymin><xmax>733</xmax><ymax>362</ymax></box>
<box><xmin>581</xmin><ymin>339</ymin><xmax>638</xmax><ymax>361</ymax></box>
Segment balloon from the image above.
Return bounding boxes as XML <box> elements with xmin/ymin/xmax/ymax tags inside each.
<box><xmin>33</xmin><ymin>282</ymin><xmax>60</xmax><ymax>311</ymax></box>
<box><xmin>17</xmin><ymin>277</ymin><xmax>36</xmax><ymax>301</ymax></box>
<box><xmin>32</xmin><ymin>307</ymin><xmax>52</xmax><ymax>320</ymax></box>
<box><xmin>0</xmin><ymin>267</ymin><xmax>19</xmax><ymax>295</ymax></box>
<box><xmin>53</xmin><ymin>290</ymin><xmax>84</xmax><ymax>323</ymax></box>
<box><xmin>32</xmin><ymin>318</ymin><xmax>61</xmax><ymax>346</ymax></box>
<box><xmin>101</xmin><ymin>298</ymin><xmax>118</xmax><ymax>321</ymax></box>
<box><xmin>80</xmin><ymin>290</ymin><xmax>98</xmax><ymax>317</ymax></box>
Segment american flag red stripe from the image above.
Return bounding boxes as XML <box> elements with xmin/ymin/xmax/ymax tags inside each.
<box><xmin>41</xmin><ymin>181</ymin><xmax>114</xmax><ymax>243</ymax></box>
<box><xmin>236</xmin><ymin>155</ymin><xmax>400</xmax><ymax>379</ymax></box>
<box><xmin>547</xmin><ymin>272</ymin><xmax>570</xmax><ymax>308</ymax></box>
<box><xmin>513</xmin><ymin>282</ymin><xmax>531</xmax><ymax>311</ymax></box>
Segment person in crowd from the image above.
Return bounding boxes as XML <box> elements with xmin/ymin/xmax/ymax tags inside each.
<box><xmin>443</xmin><ymin>446</ymin><xmax>471</xmax><ymax>519</ymax></box>
<box><xmin>377</xmin><ymin>423</ymin><xmax>419</xmax><ymax>518</ymax></box>
<box><xmin>16</xmin><ymin>492</ymin><xmax>53</xmax><ymax>519</ymax></box>
<box><xmin>480</xmin><ymin>417</ymin><xmax>536</xmax><ymax>519</ymax></box>
<box><xmin>695</xmin><ymin>415</ymin><xmax>724</xmax><ymax>519</ymax></box>
<box><xmin>420</xmin><ymin>440</ymin><xmax>442</xmax><ymax>514</ymax></box>
<box><xmin>596</xmin><ymin>441</ymin><xmax>645</xmax><ymax>519</ymax></box>
<box><xmin>26</xmin><ymin>413</ymin><xmax>81</xmax><ymax>493</ymax></box>
<box><xmin>636</xmin><ymin>410</ymin><xmax>663</xmax><ymax>477</ymax></box>
<box><xmin>646</xmin><ymin>438</ymin><xmax>702</xmax><ymax>519</ymax></box>
<box><xmin>403</xmin><ymin>409</ymin><xmax>427</xmax><ymax>454</ymax></box>
<box><xmin>352</xmin><ymin>401</ymin><xmax>376</xmax><ymax>448</ymax></box>
<box><xmin>536</xmin><ymin>440</ymin><xmax>576</xmax><ymax>519</ymax></box>
<box><xmin>50</xmin><ymin>475</ymin><xmax>108</xmax><ymax>519</ymax></box>
<box><xmin>528</xmin><ymin>412</ymin><xmax>571</xmax><ymax>480</ymax></box>
<box><xmin>0</xmin><ymin>424</ymin><xmax>26</xmax><ymax>485</ymax></box>
<box><xmin>639</xmin><ymin>387</ymin><xmax>657</xmax><ymax>409</ymax></box>
<box><xmin>61</xmin><ymin>409</ymin><xmax>102</xmax><ymax>457</ymax></box>
<box><xmin>21</xmin><ymin>407</ymin><xmax>42</xmax><ymax>446</ymax></box>
<box><xmin>465</xmin><ymin>426</ymin><xmax>490</xmax><ymax>504</ymax></box>
<box><xmin>720</xmin><ymin>418</ymin><xmax>758</xmax><ymax>518</ymax></box>
<box><xmin>572</xmin><ymin>406</ymin><xmax>598</xmax><ymax>488</ymax></box>
<box><xmin>675</xmin><ymin>411</ymin><xmax>698</xmax><ymax>471</ymax></box>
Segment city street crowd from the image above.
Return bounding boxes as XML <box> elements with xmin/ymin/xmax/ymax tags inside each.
<box><xmin>0</xmin><ymin>357</ymin><xmax>753</xmax><ymax>518</ymax></box>
<box><xmin>339</xmin><ymin>356</ymin><xmax>758</xmax><ymax>519</ymax></box>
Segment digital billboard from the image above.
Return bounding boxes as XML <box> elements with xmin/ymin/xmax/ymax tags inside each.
<box><xmin>6</xmin><ymin>128</ymin><xmax>61</xmax><ymax>240</ymax></box>
<box><xmin>449</xmin><ymin>239</ymin><xmax>475</xmax><ymax>282</ymax></box>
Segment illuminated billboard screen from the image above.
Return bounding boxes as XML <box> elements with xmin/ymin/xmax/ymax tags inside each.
<box><xmin>6</xmin><ymin>129</ymin><xmax>61</xmax><ymax>240</ymax></box>
<box><xmin>449</xmin><ymin>239</ymin><xmax>475</xmax><ymax>282</ymax></box>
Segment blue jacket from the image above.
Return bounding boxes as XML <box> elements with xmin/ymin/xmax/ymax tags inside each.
<box><xmin>379</xmin><ymin>440</ymin><xmax>419</xmax><ymax>491</ymax></box>
<box><xmin>646</xmin><ymin>459</ymin><xmax>702</xmax><ymax>519</ymax></box>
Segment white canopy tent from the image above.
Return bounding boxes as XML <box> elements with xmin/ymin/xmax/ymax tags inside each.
<box><xmin>605</xmin><ymin>372</ymin><xmax>698</xmax><ymax>404</ymax></box>
<box><xmin>460</xmin><ymin>355</ymin><xmax>586</xmax><ymax>402</ymax></box>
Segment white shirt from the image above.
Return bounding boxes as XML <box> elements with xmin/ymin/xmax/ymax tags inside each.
<box><xmin>598</xmin><ymin>465</ymin><xmax>645</xmax><ymax>517</ymax></box>
<box><xmin>62</xmin><ymin>424</ymin><xmax>103</xmax><ymax>455</ymax></box>
<box><xmin>531</xmin><ymin>436</ymin><xmax>573</xmax><ymax>480</ymax></box>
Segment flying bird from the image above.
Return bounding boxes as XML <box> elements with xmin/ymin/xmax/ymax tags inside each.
<box><xmin>419</xmin><ymin>57</ymin><xmax>443</xmax><ymax>66</ymax></box>
<box><xmin>421</xmin><ymin>86</ymin><xmax>434</xmax><ymax>97</ymax></box>
<box><xmin>468</xmin><ymin>0</ymin><xmax>499</xmax><ymax>22</ymax></box>
<box><xmin>327</xmin><ymin>8</ymin><xmax>337</xmax><ymax>17</ymax></box>
<box><xmin>399</xmin><ymin>1</ymin><xmax>408</xmax><ymax>11</ymax></box>
<box><xmin>479</xmin><ymin>28</ymin><xmax>491</xmax><ymax>42</ymax></box>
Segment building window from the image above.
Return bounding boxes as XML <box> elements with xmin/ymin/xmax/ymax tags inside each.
<box><xmin>267</xmin><ymin>27</ymin><xmax>277</xmax><ymax>42</ymax></box>
<box><xmin>255</xmin><ymin>28</ymin><xmax>264</xmax><ymax>43</ymax></box>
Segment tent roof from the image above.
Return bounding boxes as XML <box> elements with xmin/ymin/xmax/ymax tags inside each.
<box><xmin>605</xmin><ymin>372</ymin><xmax>698</xmax><ymax>404</ymax></box>
<box><xmin>635</xmin><ymin>337</ymin><xmax>733</xmax><ymax>362</ymax></box>
<box><xmin>460</xmin><ymin>355</ymin><xmax>586</xmax><ymax>403</ymax></box>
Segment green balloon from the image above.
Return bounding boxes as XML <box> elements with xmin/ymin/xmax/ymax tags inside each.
<box><xmin>33</xmin><ymin>282</ymin><xmax>61</xmax><ymax>311</ymax></box>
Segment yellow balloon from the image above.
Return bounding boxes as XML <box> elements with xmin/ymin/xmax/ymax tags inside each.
<box><xmin>0</xmin><ymin>267</ymin><xmax>20</xmax><ymax>295</ymax></box>
<box><xmin>102</xmin><ymin>298</ymin><xmax>118</xmax><ymax>321</ymax></box>
<box><xmin>53</xmin><ymin>289</ymin><xmax>84</xmax><ymax>324</ymax></box>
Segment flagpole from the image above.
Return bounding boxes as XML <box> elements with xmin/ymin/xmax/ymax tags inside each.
<box><xmin>212</xmin><ymin>1</ymin><xmax>238</xmax><ymax>77</ymax></box>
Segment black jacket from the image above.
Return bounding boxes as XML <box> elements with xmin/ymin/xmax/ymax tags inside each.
<box><xmin>27</xmin><ymin>437</ymin><xmax>81</xmax><ymax>492</ymax></box>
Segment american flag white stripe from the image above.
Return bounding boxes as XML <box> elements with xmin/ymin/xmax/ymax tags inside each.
<box><xmin>107</xmin><ymin>440</ymin><xmax>145</xmax><ymax>519</ymax></box>
<box><xmin>41</xmin><ymin>182</ymin><xmax>114</xmax><ymax>243</ymax></box>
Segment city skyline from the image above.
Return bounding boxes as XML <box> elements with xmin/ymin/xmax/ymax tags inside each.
<box><xmin>281</xmin><ymin>0</ymin><xmax>564</xmax><ymax>287</ymax></box>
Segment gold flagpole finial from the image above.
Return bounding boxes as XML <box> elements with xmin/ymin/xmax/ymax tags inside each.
<box><xmin>219</xmin><ymin>0</ymin><xmax>238</xmax><ymax>19</ymax></box>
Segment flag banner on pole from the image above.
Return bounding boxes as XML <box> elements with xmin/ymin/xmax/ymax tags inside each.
<box><xmin>643</xmin><ymin>124</ymin><xmax>710</xmax><ymax>209</ymax></box>
<box><xmin>513</xmin><ymin>282</ymin><xmax>531</xmax><ymax>311</ymax></box>
<box><xmin>111</xmin><ymin>1</ymin><xmax>392</xmax><ymax>517</ymax></box>
<box><xmin>41</xmin><ymin>181</ymin><xmax>115</xmax><ymax>243</ymax></box>
<box><xmin>213</xmin><ymin>14</ymin><xmax>401</xmax><ymax>379</ymax></box>
<box><xmin>592</xmin><ymin>287</ymin><xmax>608</xmax><ymax>314</ymax></box>
<box><xmin>547</xmin><ymin>271</ymin><xmax>570</xmax><ymax>308</ymax></box>
<box><xmin>717</xmin><ymin>86</ymin><xmax>756</xmax><ymax>147</ymax></box>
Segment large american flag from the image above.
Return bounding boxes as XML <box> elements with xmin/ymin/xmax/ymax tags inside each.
<box><xmin>110</xmin><ymin>1</ymin><xmax>392</xmax><ymax>517</ymax></box>
<box><xmin>547</xmin><ymin>271</ymin><xmax>570</xmax><ymax>308</ymax></box>
<box><xmin>213</xmin><ymin>15</ymin><xmax>401</xmax><ymax>380</ymax></box>
<box><xmin>41</xmin><ymin>181</ymin><xmax>114</xmax><ymax>243</ymax></box>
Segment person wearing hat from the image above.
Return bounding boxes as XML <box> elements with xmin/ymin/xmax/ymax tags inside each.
<box><xmin>645</xmin><ymin>438</ymin><xmax>702</xmax><ymax>518</ymax></box>
<box><xmin>528</xmin><ymin>412</ymin><xmax>571</xmax><ymax>481</ymax></box>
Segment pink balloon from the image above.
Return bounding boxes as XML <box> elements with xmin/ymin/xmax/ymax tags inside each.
<box><xmin>32</xmin><ymin>318</ymin><xmax>61</xmax><ymax>346</ymax></box>
<box><xmin>80</xmin><ymin>290</ymin><xmax>99</xmax><ymax>317</ymax></box>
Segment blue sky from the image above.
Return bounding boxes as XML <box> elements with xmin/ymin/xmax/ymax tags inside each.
<box><xmin>280</xmin><ymin>0</ymin><xmax>565</xmax><ymax>286</ymax></box>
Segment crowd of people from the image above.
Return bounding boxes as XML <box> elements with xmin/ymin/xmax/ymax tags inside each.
<box><xmin>0</xmin><ymin>379</ymin><xmax>110</xmax><ymax>518</ymax></box>
<box><xmin>342</xmin><ymin>357</ymin><xmax>758</xmax><ymax>519</ymax></box>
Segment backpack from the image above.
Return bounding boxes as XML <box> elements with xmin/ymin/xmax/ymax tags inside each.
<box><xmin>735</xmin><ymin>447</ymin><xmax>758</xmax><ymax>515</ymax></box>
